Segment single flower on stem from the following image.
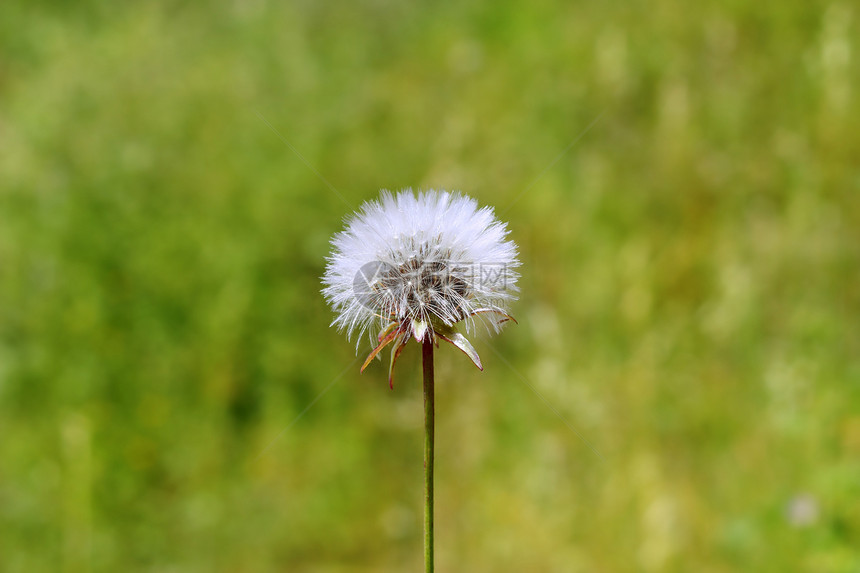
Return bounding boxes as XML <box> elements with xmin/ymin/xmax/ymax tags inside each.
<box><xmin>321</xmin><ymin>189</ymin><xmax>520</xmax><ymax>573</ymax></box>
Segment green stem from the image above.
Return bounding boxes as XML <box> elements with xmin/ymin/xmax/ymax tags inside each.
<box><xmin>422</xmin><ymin>339</ymin><xmax>435</xmax><ymax>573</ymax></box>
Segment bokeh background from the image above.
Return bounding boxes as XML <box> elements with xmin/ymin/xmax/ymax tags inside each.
<box><xmin>1</xmin><ymin>1</ymin><xmax>859</xmax><ymax>571</ymax></box>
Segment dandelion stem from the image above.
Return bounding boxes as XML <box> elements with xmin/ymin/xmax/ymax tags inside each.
<box><xmin>422</xmin><ymin>339</ymin><xmax>435</xmax><ymax>573</ymax></box>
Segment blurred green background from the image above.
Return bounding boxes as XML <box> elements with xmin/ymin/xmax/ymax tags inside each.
<box><xmin>1</xmin><ymin>1</ymin><xmax>859</xmax><ymax>571</ymax></box>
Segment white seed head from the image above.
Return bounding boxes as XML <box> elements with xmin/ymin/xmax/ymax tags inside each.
<box><xmin>322</xmin><ymin>189</ymin><xmax>520</xmax><ymax>347</ymax></box>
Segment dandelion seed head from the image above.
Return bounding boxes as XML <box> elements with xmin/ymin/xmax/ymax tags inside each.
<box><xmin>322</xmin><ymin>189</ymin><xmax>520</xmax><ymax>348</ymax></box>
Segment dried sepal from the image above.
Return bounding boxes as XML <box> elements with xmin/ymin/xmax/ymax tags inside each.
<box><xmin>361</xmin><ymin>327</ymin><xmax>400</xmax><ymax>373</ymax></box>
<box><xmin>436</xmin><ymin>329</ymin><xmax>483</xmax><ymax>371</ymax></box>
<box><xmin>377</xmin><ymin>321</ymin><xmax>398</xmax><ymax>343</ymax></box>
<box><xmin>469</xmin><ymin>307</ymin><xmax>518</xmax><ymax>325</ymax></box>
<box><xmin>388</xmin><ymin>332</ymin><xmax>410</xmax><ymax>389</ymax></box>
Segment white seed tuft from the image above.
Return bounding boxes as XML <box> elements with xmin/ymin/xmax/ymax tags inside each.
<box><xmin>322</xmin><ymin>189</ymin><xmax>520</xmax><ymax>348</ymax></box>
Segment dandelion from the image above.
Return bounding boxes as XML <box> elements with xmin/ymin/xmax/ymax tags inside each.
<box><xmin>323</xmin><ymin>189</ymin><xmax>520</xmax><ymax>385</ymax></box>
<box><xmin>322</xmin><ymin>189</ymin><xmax>520</xmax><ymax>573</ymax></box>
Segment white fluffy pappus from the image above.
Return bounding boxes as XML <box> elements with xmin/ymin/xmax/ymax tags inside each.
<box><xmin>322</xmin><ymin>189</ymin><xmax>520</xmax><ymax>387</ymax></box>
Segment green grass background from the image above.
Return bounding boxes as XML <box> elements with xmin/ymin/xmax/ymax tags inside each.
<box><xmin>1</xmin><ymin>1</ymin><xmax>859</xmax><ymax>571</ymax></box>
